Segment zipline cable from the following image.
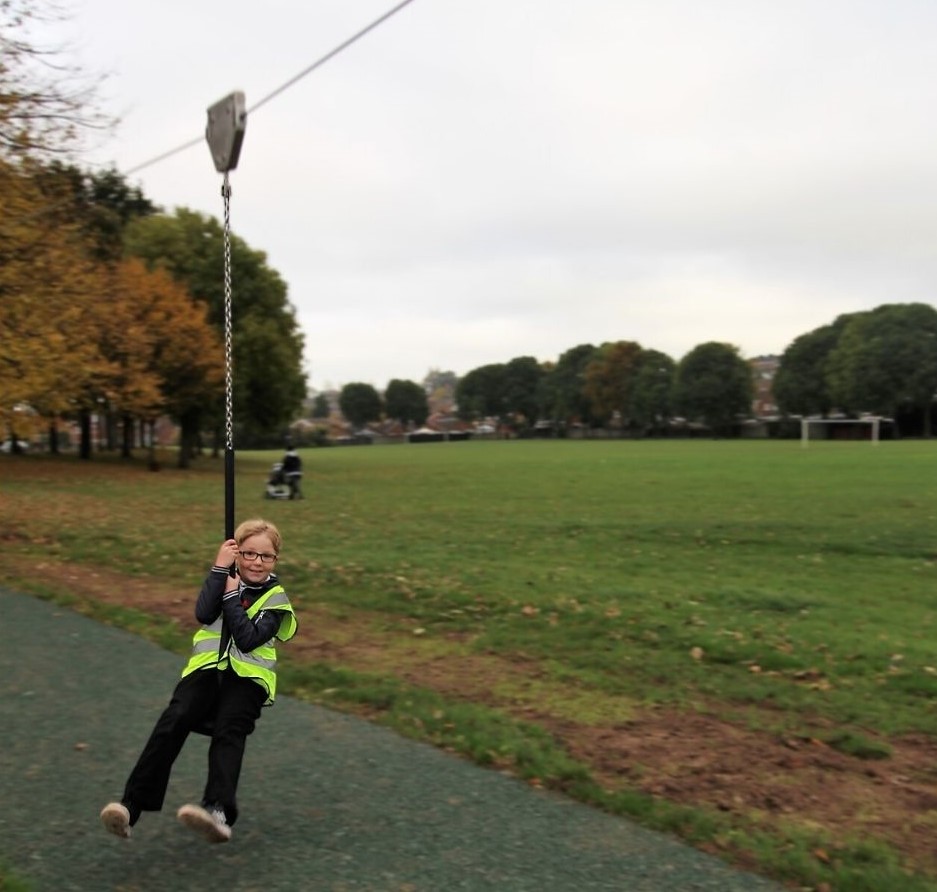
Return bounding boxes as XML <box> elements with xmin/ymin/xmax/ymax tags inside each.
<box><xmin>1</xmin><ymin>0</ymin><xmax>417</xmax><ymax>228</ymax></box>
<box><xmin>245</xmin><ymin>0</ymin><xmax>416</xmax><ymax>116</ymax></box>
<box><xmin>124</xmin><ymin>0</ymin><xmax>416</xmax><ymax>177</ymax></box>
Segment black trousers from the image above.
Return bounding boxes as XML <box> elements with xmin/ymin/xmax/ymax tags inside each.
<box><xmin>122</xmin><ymin>668</ymin><xmax>266</xmax><ymax>826</ymax></box>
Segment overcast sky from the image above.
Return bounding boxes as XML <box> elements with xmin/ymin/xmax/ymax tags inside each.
<box><xmin>37</xmin><ymin>0</ymin><xmax>937</xmax><ymax>391</ymax></box>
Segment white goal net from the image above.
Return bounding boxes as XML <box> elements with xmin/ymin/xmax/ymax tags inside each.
<box><xmin>800</xmin><ymin>417</ymin><xmax>883</xmax><ymax>447</ymax></box>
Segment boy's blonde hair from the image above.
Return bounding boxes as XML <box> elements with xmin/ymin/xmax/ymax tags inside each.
<box><xmin>234</xmin><ymin>518</ymin><xmax>282</xmax><ymax>555</ymax></box>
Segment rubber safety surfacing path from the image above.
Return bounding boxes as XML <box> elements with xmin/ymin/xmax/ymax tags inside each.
<box><xmin>1</xmin><ymin>589</ymin><xmax>786</xmax><ymax>892</ymax></box>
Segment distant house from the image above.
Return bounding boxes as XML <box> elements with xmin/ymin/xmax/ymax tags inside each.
<box><xmin>407</xmin><ymin>427</ymin><xmax>446</xmax><ymax>443</ymax></box>
<box><xmin>749</xmin><ymin>355</ymin><xmax>780</xmax><ymax>418</ymax></box>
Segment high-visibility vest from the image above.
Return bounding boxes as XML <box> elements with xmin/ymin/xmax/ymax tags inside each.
<box><xmin>181</xmin><ymin>585</ymin><xmax>297</xmax><ymax>705</ymax></box>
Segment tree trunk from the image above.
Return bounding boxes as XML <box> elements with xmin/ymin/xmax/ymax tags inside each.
<box><xmin>147</xmin><ymin>419</ymin><xmax>160</xmax><ymax>471</ymax></box>
<box><xmin>106</xmin><ymin>412</ymin><xmax>118</xmax><ymax>451</ymax></box>
<box><xmin>79</xmin><ymin>410</ymin><xmax>92</xmax><ymax>460</ymax></box>
<box><xmin>121</xmin><ymin>414</ymin><xmax>133</xmax><ymax>458</ymax></box>
<box><xmin>177</xmin><ymin>409</ymin><xmax>200</xmax><ymax>469</ymax></box>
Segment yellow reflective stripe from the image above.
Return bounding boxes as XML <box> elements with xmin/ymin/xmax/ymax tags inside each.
<box><xmin>245</xmin><ymin>586</ymin><xmax>284</xmax><ymax>615</ymax></box>
<box><xmin>259</xmin><ymin>590</ymin><xmax>289</xmax><ymax>610</ymax></box>
<box><xmin>190</xmin><ymin>638</ymin><xmax>219</xmax><ymax>656</ymax></box>
<box><xmin>182</xmin><ymin>618</ymin><xmax>225</xmax><ymax>677</ymax></box>
<box><xmin>230</xmin><ymin>646</ymin><xmax>276</xmax><ymax>673</ymax></box>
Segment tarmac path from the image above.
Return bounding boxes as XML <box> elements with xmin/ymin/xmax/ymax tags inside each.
<box><xmin>2</xmin><ymin>589</ymin><xmax>785</xmax><ymax>891</ymax></box>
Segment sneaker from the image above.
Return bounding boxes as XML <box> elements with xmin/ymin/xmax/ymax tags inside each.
<box><xmin>100</xmin><ymin>802</ymin><xmax>132</xmax><ymax>839</ymax></box>
<box><xmin>177</xmin><ymin>803</ymin><xmax>232</xmax><ymax>843</ymax></box>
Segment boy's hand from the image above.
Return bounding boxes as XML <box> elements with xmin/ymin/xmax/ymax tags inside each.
<box><xmin>215</xmin><ymin>538</ymin><xmax>239</xmax><ymax>569</ymax></box>
<box><xmin>223</xmin><ymin>570</ymin><xmax>241</xmax><ymax>598</ymax></box>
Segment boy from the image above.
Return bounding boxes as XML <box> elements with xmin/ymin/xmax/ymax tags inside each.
<box><xmin>100</xmin><ymin>518</ymin><xmax>297</xmax><ymax>843</ymax></box>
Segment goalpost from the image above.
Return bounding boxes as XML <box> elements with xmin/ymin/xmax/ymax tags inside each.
<box><xmin>800</xmin><ymin>417</ymin><xmax>882</xmax><ymax>447</ymax></box>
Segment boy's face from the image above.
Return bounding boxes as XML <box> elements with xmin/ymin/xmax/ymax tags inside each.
<box><xmin>236</xmin><ymin>532</ymin><xmax>278</xmax><ymax>584</ymax></box>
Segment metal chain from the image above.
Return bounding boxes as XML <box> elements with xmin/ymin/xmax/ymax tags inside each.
<box><xmin>222</xmin><ymin>173</ymin><xmax>234</xmax><ymax>453</ymax></box>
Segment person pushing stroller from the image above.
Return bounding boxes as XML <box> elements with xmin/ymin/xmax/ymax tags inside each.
<box><xmin>281</xmin><ymin>448</ymin><xmax>303</xmax><ymax>500</ymax></box>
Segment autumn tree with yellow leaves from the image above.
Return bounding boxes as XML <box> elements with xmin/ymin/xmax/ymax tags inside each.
<box><xmin>0</xmin><ymin>161</ymin><xmax>108</xmax><ymax>447</ymax></box>
<box><xmin>1</xmin><ymin>2</ymin><xmax>302</xmax><ymax>463</ymax></box>
<box><xmin>106</xmin><ymin>258</ymin><xmax>224</xmax><ymax>456</ymax></box>
<box><xmin>0</xmin><ymin>0</ymin><xmax>111</xmax><ymax>450</ymax></box>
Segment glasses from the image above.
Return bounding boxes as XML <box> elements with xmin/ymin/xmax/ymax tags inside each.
<box><xmin>239</xmin><ymin>550</ymin><xmax>278</xmax><ymax>563</ymax></box>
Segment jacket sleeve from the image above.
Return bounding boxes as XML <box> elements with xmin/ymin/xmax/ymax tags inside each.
<box><xmin>220</xmin><ymin>593</ymin><xmax>284</xmax><ymax>652</ymax></box>
<box><xmin>195</xmin><ymin>566</ymin><xmax>229</xmax><ymax>624</ymax></box>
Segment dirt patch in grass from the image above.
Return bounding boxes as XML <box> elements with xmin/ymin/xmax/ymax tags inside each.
<box><xmin>28</xmin><ymin>559</ymin><xmax>937</xmax><ymax>875</ymax></box>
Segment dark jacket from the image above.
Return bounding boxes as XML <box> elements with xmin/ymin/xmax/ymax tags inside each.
<box><xmin>196</xmin><ymin>566</ymin><xmax>284</xmax><ymax>657</ymax></box>
<box><xmin>282</xmin><ymin>452</ymin><xmax>302</xmax><ymax>475</ymax></box>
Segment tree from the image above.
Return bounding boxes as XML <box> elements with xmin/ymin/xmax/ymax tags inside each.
<box><xmin>826</xmin><ymin>303</ymin><xmax>937</xmax><ymax>436</ymax></box>
<box><xmin>84</xmin><ymin>260</ymin><xmax>166</xmax><ymax>457</ymax></box>
<box><xmin>45</xmin><ymin>258</ymin><xmax>225</xmax><ymax>462</ymax></box>
<box><xmin>773</xmin><ymin>315</ymin><xmax>858</xmax><ymax>417</ymax></box>
<box><xmin>0</xmin><ymin>0</ymin><xmax>110</xmax><ymax>160</ymax></box>
<box><xmin>629</xmin><ymin>349</ymin><xmax>676</xmax><ymax>434</ymax></box>
<box><xmin>583</xmin><ymin>341</ymin><xmax>643</xmax><ymax>427</ymax></box>
<box><xmin>0</xmin><ymin>0</ymin><xmax>115</xmax><ymax>450</ymax></box>
<box><xmin>34</xmin><ymin>162</ymin><xmax>157</xmax><ymax>262</ymax></box>
<box><xmin>311</xmin><ymin>393</ymin><xmax>330</xmax><ymax>419</ymax></box>
<box><xmin>339</xmin><ymin>383</ymin><xmax>382</xmax><ymax>430</ymax></box>
<box><xmin>539</xmin><ymin>343</ymin><xmax>598</xmax><ymax>426</ymax></box>
<box><xmin>0</xmin><ymin>161</ymin><xmax>108</xmax><ymax>450</ymax></box>
<box><xmin>455</xmin><ymin>363</ymin><xmax>506</xmax><ymax>421</ymax></box>
<box><xmin>502</xmin><ymin>356</ymin><xmax>544</xmax><ymax>426</ymax></box>
<box><xmin>674</xmin><ymin>342</ymin><xmax>753</xmax><ymax>435</ymax></box>
<box><xmin>384</xmin><ymin>379</ymin><xmax>429</xmax><ymax>427</ymax></box>
<box><xmin>2</xmin><ymin>163</ymin><xmax>160</xmax><ymax>457</ymax></box>
<box><xmin>124</xmin><ymin>209</ymin><xmax>307</xmax><ymax>454</ymax></box>
<box><xmin>111</xmin><ymin>258</ymin><xmax>224</xmax><ymax>449</ymax></box>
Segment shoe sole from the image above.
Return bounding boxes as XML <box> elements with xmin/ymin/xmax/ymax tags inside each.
<box><xmin>177</xmin><ymin>804</ymin><xmax>232</xmax><ymax>843</ymax></box>
<box><xmin>100</xmin><ymin>803</ymin><xmax>131</xmax><ymax>839</ymax></box>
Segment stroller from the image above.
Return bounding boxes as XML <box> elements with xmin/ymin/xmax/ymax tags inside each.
<box><xmin>264</xmin><ymin>462</ymin><xmax>291</xmax><ymax>500</ymax></box>
<box><xmin>264</xmin><ymin>451</ymin><xmax>303</xmax><ymax>500</ymax></box>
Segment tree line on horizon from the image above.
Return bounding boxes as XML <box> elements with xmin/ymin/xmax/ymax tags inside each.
<box><xmin>331</xmin><ymin>300</ymin><xmax>937</xmax><ymax>439</ymax></box>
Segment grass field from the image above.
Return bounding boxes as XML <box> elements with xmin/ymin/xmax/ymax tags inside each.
<box><xmin>4</xmin><ymin>438</ymin><xmax>937</xmax><ymax>890</ymax></box>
